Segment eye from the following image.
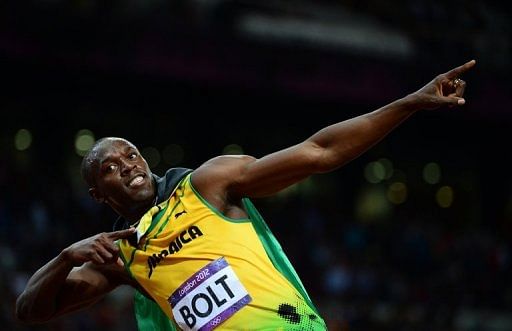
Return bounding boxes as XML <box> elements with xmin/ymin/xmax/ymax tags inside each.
<box><xmin>106</xmin><ymin>164</ymin><xmax>117</xmax><ymax>173</ymax></box>
<box><xmin>128</xmin><ymin>152</ymin><xmax>137</xmax><ymax>160</ymax></box>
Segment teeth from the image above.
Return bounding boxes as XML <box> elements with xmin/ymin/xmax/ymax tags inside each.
<box><xmin>130</xmin><ymin>175</ymin><xmax>144</xmax><ymax>186</ymax></box>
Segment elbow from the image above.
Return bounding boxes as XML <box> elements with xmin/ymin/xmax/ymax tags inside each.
<box><xmin>15</xmin><ymin>310</ymin><xmax>51</xmax><ymax>325</ymax></box>
<box><xmin>310</xmin><ymin>146</ymin><xmax>344</xmax><ymax>174</ymax></box>
<box><xmin>302</xmin><ymin>141</ymin><xmax>331</xmax><ymax>174</ymax></box>
<box><xmin>15</xmin><ymin>310</ymin><xmax>34</xmax><ymax>325</ymax></box>
<box><xmin>15</xmin><ymin>305</ymin><xmax>32</xmax><ymax>324</ymax></box>
<box><xmin>310</xmin><ymin>142</ymin><xmax>355</xmax><ymax>173</ymax></box>
<box><xmin>15</xmin><ymin>294</ymin><xmax>51</xmax><ymax>324</ymax></box>
<box><xmin>15</xmin><ymin>295</ymin><xmax>33</xmax><ymax>324</ymax></box>
<box><xmin>15</xmin><ymin>294</ymin><xmax>28</xmax><ymax>322</ymax></box>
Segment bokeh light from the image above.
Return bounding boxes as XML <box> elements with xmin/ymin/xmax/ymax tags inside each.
<box><xmin>223</xmin><ymin>144</ymin><xmax>244</xmax><ymax>155</ymax></box>
<box><xmin>436</xmin><ymin>185</ymin><xmax>454</xmax><ymax>208</ymax></box>
<box><xmin>74</xmin><ymin>129</ymin><xmax>95</xmax><ymax>156</ymax></box>
<box><xmin>141</xmin><ymin>146</ymin><xmax>161</xmax><ymax>168</ymax></box>
<box><xmin>387</xmin><ymin>182</ymin><xmax>407</xmax><ymax>204</ymax></box>
<box><xmin>14</xmin><ymin>129</ymin><xmax>32</xmax><ymax>151</ymax></box>
<box><xmin>163</xmin><ymin>144</ymin><xmax>185</xmax><ymax>166</ymax></box>
<box><xmin>423</xmin><ymin>162</ymin><xmax>441</xmax><ymax>184</ymax></box>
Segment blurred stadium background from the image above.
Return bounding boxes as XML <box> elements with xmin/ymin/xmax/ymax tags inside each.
<box><xmin>1</xmin><ymin>0</ymin><xmax>511</xmax><ymax>330</ymax></box>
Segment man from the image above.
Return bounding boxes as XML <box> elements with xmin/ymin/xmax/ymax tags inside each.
<box><xmin>16</xmin><ymin>60</ymin><xmax>475</xmax><ymax>330</ymax></box>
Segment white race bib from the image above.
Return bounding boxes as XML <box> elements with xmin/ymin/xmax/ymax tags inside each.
<box><xmin>168</xmin><ymin>257</ymin><xmax>252</xmax><ymax>331</ymax></box>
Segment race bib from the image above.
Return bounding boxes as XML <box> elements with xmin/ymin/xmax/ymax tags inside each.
<box><xmin>169</xmin><ymin>257</ymin><xmax>252</xmax><ymax>331</ymax></box>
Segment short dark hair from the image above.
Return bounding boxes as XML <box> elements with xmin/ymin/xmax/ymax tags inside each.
<box><xmin>81</xmin><ymin>137</ymin><xmax>109</xmax><ymax>187</ymax></box>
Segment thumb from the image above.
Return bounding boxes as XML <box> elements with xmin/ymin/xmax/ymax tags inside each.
<box><xmin>442</xmin><ymin>96</ymin><xmax>465</xmax><ymax>106</ymax></box>
<box><xmin>116</xmin><ymin>257</ymin><xmax>125</xmax><ymax>268</ymax></box>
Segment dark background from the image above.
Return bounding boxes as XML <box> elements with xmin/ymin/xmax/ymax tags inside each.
<box><xmin>1</xmin><ymin>1</ymin><xmax>511</xmax><ymax>330</ymax></box>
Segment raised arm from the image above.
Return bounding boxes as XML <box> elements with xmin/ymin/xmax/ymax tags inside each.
<box><xmin>192</xmin><ymin>60</ymin><xmax>475</xmax><ymax>202</ymax></box>
<box><xmin>15</xmin><ymin>228</ymin><xmax>136</xmax><ymax>324</ymax></box>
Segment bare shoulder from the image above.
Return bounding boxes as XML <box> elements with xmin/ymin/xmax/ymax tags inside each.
<box><xmin>192</xmin><ymin>154</ymin><xmax>256</xmax><ymax>189</ymax></box>
<box><xmin>191</xmin><ymin>155</ymin><xmax>256</xmax><ymax>209</ymax></box>
<box><xmin>197</xmin><ymin>154</ymin><xmax>256</xmax><ymax>170</ymax></box>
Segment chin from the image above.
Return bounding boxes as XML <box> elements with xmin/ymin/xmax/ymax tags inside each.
<box><xmin>132</xmin><ymin>187</ymin><xmax>154</xmax><ymax>203</ymax></box>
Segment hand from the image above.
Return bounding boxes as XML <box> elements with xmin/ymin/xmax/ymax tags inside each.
<box><xmin>410</xmin><ymin>59</ymin><xmax>476</xmax><ymax>110</ymax></box>
<box><xmin>62</xmin><ymin>228</ymin><xmax>136</xmax><ymax>267</ymax></box>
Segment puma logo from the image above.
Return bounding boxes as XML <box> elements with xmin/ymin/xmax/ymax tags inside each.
<box><xmin>175</xmin><ymin>210</ymin><xmax>187</xmax><ymax>219</ymax></box>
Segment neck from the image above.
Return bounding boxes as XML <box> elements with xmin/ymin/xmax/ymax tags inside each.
<box><xmin>112</xmin><ymin>177</ymin><xmax>158</xmax><ymax>224</ymax></box>
<box><xmin>122</xmin><ymin>194</ymin><xmax>158</xmax><ymax>224</ymax></box>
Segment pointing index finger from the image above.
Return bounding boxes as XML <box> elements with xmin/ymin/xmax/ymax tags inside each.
<box><xmin>108</xmin><ymin>227</ymin><xmax>137</xmax><ymax>240</ymax></box>
<box><xmin>445</xmin><ymin>59</ymin><xmax>476</xmax><ymax>79</ymax></box>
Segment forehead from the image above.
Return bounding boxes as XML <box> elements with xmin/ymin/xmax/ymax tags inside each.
<box><xmin>95</xmin><ymin>139</ymin><xmax>137</xmax><ymax>162</ymax></box>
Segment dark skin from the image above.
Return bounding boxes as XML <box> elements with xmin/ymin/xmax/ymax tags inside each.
<box><xmin>88</xmin><ymin>139</ymin><xmax>157</xmax><ymax>222</ymax></box>
<box><xmin>15</xmin><ymin>60</ymin><xmax>475</xmax><ymax>323</ymax></box>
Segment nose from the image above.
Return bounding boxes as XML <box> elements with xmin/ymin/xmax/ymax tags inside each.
<box><xmin>120</xmin><ymin>159</ymin><xmax>136</xmax><ymax>176</ymax></box>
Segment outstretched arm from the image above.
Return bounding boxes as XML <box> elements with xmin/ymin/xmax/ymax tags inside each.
<box><xmin>192</xmin><ymin>60</ymin><xmax>475</xmax><ymax>201</ymax></box>
<box><xmin>15</xmin><ymin>228</ymin><xmax>136</xmax><ymax>323</ymax></box>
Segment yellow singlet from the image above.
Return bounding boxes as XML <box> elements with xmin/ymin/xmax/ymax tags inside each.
<box><xmin>118</xmin><ymin>174</ymin><xmax>326</xmax><ymax>331</ymax></box>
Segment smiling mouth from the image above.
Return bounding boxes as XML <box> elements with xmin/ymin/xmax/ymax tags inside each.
<box><xmin>128</xmin><ymin>174</ymin><xmax>146</xmax><ymax>188</ymax></box>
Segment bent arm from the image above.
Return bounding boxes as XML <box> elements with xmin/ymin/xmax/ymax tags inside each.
<box><xmin>16</xmin><ymin>252</ymin><xmax>75</xmax><ymax>323</ymax></box>
<box><xmin>16</xmin><ymin>252</ymin><xmax>126</xmax><ymax>323</ymax></box>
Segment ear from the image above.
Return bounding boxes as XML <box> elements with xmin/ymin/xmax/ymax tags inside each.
<box><xmin>89</xmin><ymin>187</ymin><xmax>105</xmax><ymax>203</ymax></box>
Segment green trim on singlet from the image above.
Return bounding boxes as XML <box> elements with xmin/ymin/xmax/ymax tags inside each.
<box><xmin>142</xmin><ymin>203</ymin><xmax>169</xmax><ymax>240</ymax></box>
<box><xmin>242</xmin><ymin>198</ymin><xmax>321</xmax><ymax>316</ymax></box>
<box><xmin>188</xmin><ymin>172</ymin><xmax>319</xmax><ymax>315</ymax></box>
<box><xmin>143</xmin><ymin>200</ymin><xmax>183</xmax><ymax>252</ymax></box>
<box><xmin>125</xmin><ymin>247</ymin><xmax>138</xmax><ymax>269</ymax></box>
<box><xmin>128</xmin><ymin>168</ymin><xmax>192</xmax><ymax>331</ymax></box>
<box><xmin>116</xmin><ymin>203</ymin><xmax>174</xmax><ymax>278</ymax></box>
<box><xmin>189</xmin><ymin>175</ymin><xmax>251</xmax><ymax>223</ymax></box>
<box><xmin>116</xmin><ymin>240</ymin><xmax>136</xmax><ymax>279</ymax></box>
<box><xmin>154</xmin><ymin>200</ymin><xmax>182</xmax><ymax>238</ymax></box>
<box><xmin>134</xmin><ymin>290</ymin><xmax>178</xmax><ymax>331</ymax></box>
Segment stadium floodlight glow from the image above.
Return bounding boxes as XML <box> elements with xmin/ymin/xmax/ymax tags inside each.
<box><xmin>237</xmin><ymin>13</ymin><xmax>414</xmax><ymax>59</ymax></box>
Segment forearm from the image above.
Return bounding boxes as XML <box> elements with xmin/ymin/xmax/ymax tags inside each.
<box><xmin>16</xmin><ymin>251</ymin><xmax>75</xmax><ymax>323</ymax></box>
<box><xmin>204</xmin><ymin>61</ymin><xmax>474</xmax><ymax>199</ymax></box>
<box><xmin>309</xmin><ymin>95</ymin><xmax>417</xmax><ymax>172</ymax></box>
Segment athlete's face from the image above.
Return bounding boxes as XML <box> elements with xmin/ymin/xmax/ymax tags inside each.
<box><xmin>90</xmin><ymin>139</ymin><xmax>155</xmax><ymax>211</ymax></box>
